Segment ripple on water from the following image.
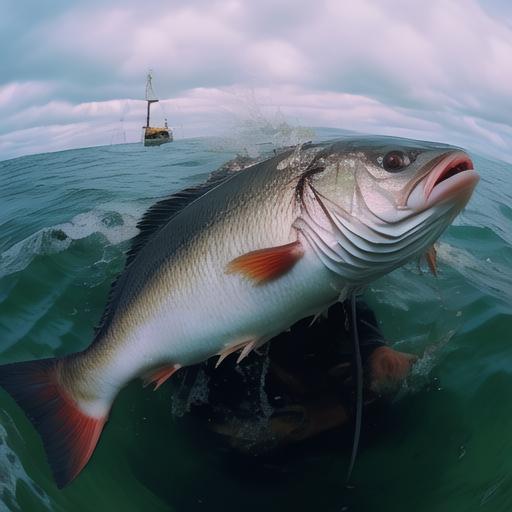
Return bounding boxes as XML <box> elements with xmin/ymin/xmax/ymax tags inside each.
<box><xmin>0</xmin><ymin>135</ymin><xmax>510</xmax><ymax>511</ymax></box>
<box><xmin>0</xmin><ymin>415</ymin><xmax>51</xmax><ymax>511</ymax></box>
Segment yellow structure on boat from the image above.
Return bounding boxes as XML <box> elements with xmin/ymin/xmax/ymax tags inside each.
<box><xmin>143</xmin><ymin>72</ymin><xmax>173</xmax><ymax>146</ymax></box>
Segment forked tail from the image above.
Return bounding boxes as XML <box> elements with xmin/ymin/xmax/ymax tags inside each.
<box><xmin>0</xmin><ymin>358</ymin><xmax>108</xmax><ymax>488</ymax></box>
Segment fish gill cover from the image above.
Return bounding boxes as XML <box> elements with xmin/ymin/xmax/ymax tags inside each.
<box><xmin>0</xmin><ymin>129</ymin><xmax>511</xmax><ymax>511</ymax></box>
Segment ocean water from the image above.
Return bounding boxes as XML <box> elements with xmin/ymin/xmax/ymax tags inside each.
<box><xmin>0</xmin><ymin>131</ymin><xmax>511</xmax><ymax>512</ymax></box>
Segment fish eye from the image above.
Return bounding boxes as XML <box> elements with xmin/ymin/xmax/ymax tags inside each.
<box><xmin>382</xmin><ymin>151</ymin><xmax>410</xmax><ymax>172</ymax></box>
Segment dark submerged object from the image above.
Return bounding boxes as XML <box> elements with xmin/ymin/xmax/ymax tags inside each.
<box><xmin>132</xmin><ymin>149</ymin><xmax>416</xmax><ymax>455</ymax></box>
<box><xmin>171</xmin><ymin>299</ymin><xmax>394</xmax><ymax>455</ymax></box>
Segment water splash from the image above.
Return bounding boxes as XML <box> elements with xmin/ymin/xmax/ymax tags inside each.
<box><xmin>212</xmin><ymin>91</ymin><xmax>315</xmax><ymax>158</ymax></box>
<box><xmin>171</xmin><ymin>368</ymin><xmax>210</xmax><ymax>418</ymax></box>
<box><xmin>0</xmin><ymin>204</ymin><xmax>142</xmax><ymax>279</ymax></box>
<box><xmin>437</xmin><ymin>241</ymin><xmax>512</xmax><ymax>305</ymax></box>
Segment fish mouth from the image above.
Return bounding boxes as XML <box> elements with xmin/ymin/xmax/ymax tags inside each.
<box><xmin>424</xmin><ymin>151</ymin><xmax>479</xmax><ymax>206</ymax></box>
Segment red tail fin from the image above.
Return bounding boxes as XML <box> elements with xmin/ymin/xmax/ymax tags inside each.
<box><xmin>0</xmin><ymin>358</ymin><xmax>107</xmax><ymax>488</ymax></box>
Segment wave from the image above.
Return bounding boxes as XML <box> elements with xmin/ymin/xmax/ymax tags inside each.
<box><xmin>0</xmin><ymin>204</ymin><xmax>143</xmax><ymax>279</ymax></box>
<box><xmin>437</xmin><ymin>241</ymin><xmax>512</xmax><ymax>306</ymax></box>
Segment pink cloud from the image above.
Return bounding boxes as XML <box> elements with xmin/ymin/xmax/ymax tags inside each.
<box><xmin>1</xmin><ymin>0</ymin><xmax>512</xmax><ymax>162</ymax></box>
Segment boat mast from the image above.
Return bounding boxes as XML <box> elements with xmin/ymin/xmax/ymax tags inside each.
<box><xmin>145</xmin><ymin>71</ymin><xmax>159</xmax><ymax>128</ymax></box>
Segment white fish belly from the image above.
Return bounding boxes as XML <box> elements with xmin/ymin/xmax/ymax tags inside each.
<box><xmin>109</xmin><ymin>246</ymin><xmax>343</xmax><ymax>385</ymax></box>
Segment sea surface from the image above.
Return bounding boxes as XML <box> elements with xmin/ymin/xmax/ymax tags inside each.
<box><xmin>0</xmin><ymin>129</ymin><xmax>511</xmax><ymax>512</ymax></box>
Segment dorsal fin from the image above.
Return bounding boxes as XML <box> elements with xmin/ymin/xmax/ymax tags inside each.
<box><xmin>94</xmin><ymin>155</ymin><xmax>257</xmax><ymax>335</ymax></box>
<box><xmin>126</xmin><ymin>155</ymin><xmax>256</xmax><ymax>268</ymax></box>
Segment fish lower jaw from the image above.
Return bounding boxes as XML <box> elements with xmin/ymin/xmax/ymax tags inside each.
<box><xmin>323</xmin><ymin>227</ymin><xmax>449</xmax><ymax>288</ymax></box>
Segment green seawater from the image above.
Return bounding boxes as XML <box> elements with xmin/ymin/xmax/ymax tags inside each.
<box><xmin>0</xmin><ymin>133</ymin><xmax>511</xmax><ymax>511</ymax></box>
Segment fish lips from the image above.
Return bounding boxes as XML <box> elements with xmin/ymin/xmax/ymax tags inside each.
<box><xmin>408</xmin><ymin>151</ymin><xmax>479</xmax><ymax>211</ymax></box>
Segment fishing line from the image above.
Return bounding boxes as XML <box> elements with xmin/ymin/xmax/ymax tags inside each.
<box><xmin>346</xmin><ymin>292</ymin><xmax>363</xmax><ymax>484</ymax></box>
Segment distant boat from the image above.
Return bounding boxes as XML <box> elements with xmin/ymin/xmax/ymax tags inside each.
<box><xmin>143</xmin><ymin>72</ymin><xmax>173</xmax><ymax>146</ymax></box>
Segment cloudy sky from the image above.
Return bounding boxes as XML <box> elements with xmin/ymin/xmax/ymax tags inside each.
<box><xmin>1</xmin><ymin>0</ymin><xmax>512</xmax><ymax>162</ymax></box>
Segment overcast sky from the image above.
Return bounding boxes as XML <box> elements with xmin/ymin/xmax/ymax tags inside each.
<box><xmin>1</xmin><ymin>0</ymin><xmax>512</xmax><ymax>162</ymax></box>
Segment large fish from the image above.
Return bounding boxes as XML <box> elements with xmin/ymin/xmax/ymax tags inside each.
<box><xmin>0</xmin><ymin>136</ymin><xmax>479</xmax><ymax>487</ymax></box>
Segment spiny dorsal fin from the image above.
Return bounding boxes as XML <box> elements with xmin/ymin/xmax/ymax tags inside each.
<box><xmin>126</xmin><ymin>155</ymin><xmax>257</xmax><ymax>268</ymax></box>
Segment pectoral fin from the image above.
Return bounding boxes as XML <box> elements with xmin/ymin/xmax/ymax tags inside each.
<box><xmin>425</xmin><ymin>245</ymin><xmax>437</xmax><ymax>276</ymax></box>
<box><xmin>226</xmin><ymin>240</ymin><xmax>304</xmax><ymax>285</ymax></box>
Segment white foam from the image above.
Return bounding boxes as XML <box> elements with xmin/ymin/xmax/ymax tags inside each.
<box><xmin>58</xmin><ymin>209</ymin><xmax>139</xmax><ymax>246</ymax></box>
<box><xmin>0</xmin><ymin>229</ymin><xmax>71</xmax><ymax>279</ymax></box>
<box><xmin>0</xmin><ymin>203</ymin><xmax>145</xmax><ymax>279</ymax></box>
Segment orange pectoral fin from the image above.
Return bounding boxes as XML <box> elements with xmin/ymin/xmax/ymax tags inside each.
<box><xmin>143</xmin><ymin>364</ymin><xmax>181</xmax><ymax>390</ymax></box>
<box><xmin>226</xmin><ymin>240</ymin><xmax>304</xmax><ymax>285</ymax></box>
<box><xmin>425</xmin><ymin>245</ymin><xmax>438</xmax><ymax>277</ymax></box>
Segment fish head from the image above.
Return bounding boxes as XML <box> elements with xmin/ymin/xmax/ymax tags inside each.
<box><xmin>297</xmin><ymin>136</ymin><xmax>479</xmax><ymax>284</ymax></box>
